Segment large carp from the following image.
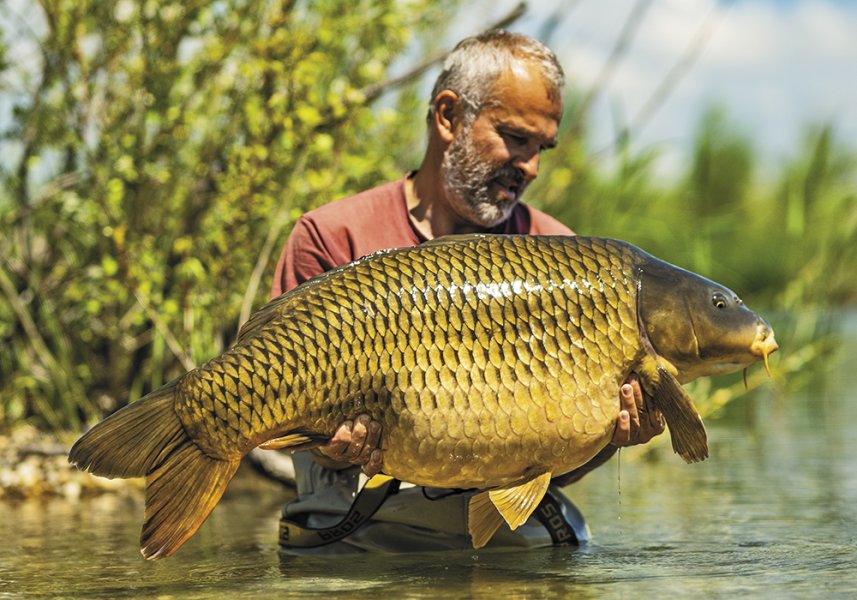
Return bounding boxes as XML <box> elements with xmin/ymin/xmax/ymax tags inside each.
<box><xmin>69</xmin><ymin>235</ymin><xmax>777</xmax><ymax>558</ymax></box>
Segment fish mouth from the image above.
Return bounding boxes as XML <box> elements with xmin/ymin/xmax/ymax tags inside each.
<box><xmin>749</xmin><ymin>321</ymin><xmax>778</xmax><ymax>376</ymax></box>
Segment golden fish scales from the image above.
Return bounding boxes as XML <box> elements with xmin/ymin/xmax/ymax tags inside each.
<box><xmin>69</xmin><ymin>233</ymin><xmax>778</xmax><ymax>558</ymax></box>
<box><xmin>176</xmin><ymin>235</ymin><xmax>642</xmax><ymax>487</ymax></box>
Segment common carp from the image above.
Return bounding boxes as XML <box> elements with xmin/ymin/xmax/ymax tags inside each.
<box><xmin>69</xmin><ymin>234</ymin><xmax>777</xmax><ymax>558</ymax></box>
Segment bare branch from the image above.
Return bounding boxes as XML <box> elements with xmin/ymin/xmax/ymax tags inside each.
<box><xmin>238</xmin><ymin>210</ymin><xmax>293</xmax><ymax>328</ymax></box>
<box><xmin>537</xmin><ymin>0</ymin><xmax>585</xmax><ymax>44</ymax></box>
<box><xmin>570</xmin><ymin>0</ymin><xmax>654</xmax><ymax>135</ymax></box>
<box><xmin>359</xmin><ymin>1</ymin><xmax>528</xmax><ymax>104</ymax></box>
<box><xmin>0</xmin><ymin>262</ymin><xmax>63</xmax><ymax>387</ymax></box>
<box><xmin>628</xmin><ymin>1</ymin><xmax>725</xmax><ymax>137</ymax></box>
<box><xmin>132</xmin><ymin>290</ymin><xmax>196</xmax><ymax>371</ymax></box>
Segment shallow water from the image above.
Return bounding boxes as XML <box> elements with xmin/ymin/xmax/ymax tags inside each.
<box><xmin>4</xmin><ymin>315</ymin><xmax>857</xmax><ymax>598</ymax></box>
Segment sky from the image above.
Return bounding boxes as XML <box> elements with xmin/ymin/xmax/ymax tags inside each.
<box><xmin>2</xmin><ymin>0</ymin><xmax>854</xmax><ymax>183</ymax></box>
<box><xmin>452</xmin><ymin>0</ymin><xmax>857</xmax><ymax>179</ymax></box>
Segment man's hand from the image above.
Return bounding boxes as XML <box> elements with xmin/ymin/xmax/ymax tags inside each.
<box><xmin>610</xmin><ymin>373</ymin><xmax>665</xmax><ymax>447</ymax></box>
<box><xmin>313</xmin><ymin>414</ymin><xmax>383</xmax><ymax>476</ymax></box>
<box><xmin>551</xmin><ymin>373</ymin><xmax>666</xmax><ymax>486</ymax></box>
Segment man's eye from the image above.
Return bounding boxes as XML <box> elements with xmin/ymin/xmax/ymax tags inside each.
<box><xmin>502</xmin><ymin>131</ymin><xmax>527</xmax><ymax>145</ymax></box>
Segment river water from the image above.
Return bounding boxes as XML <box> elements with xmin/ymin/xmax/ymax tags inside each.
<box><xmin>3</xmin><ymin>315</ymin><xmax>856</xmax><ymax>598</ymax></box>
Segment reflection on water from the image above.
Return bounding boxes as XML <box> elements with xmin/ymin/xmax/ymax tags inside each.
<box><xmin>4</xmin><ymin>314</ymin><xmax>857</xmax><ymax>598</ymax></box>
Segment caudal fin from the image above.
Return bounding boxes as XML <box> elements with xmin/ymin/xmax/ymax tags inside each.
<box><xmin>141</xmin><ymin>441</ymin><xmax>239</xmax><ymax>559</ymax></box>
<box><xmin>68</xmin><ymin>379</ymin><xmax>240</xmax><ymax>559</ymax></box>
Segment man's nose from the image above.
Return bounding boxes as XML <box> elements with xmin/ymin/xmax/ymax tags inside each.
<box><xmin>514</xmin><ymin>151</ymin><xmax>540</xmax><ymax>182</ymax></box>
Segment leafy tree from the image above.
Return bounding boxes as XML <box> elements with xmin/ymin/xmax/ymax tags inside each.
<box><xmin>0</xmin><ymin>0</ymin><xmax>453</xmax><ymax>429</ymax></box>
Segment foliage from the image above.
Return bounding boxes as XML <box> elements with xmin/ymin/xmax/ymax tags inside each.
<box><xmin>535</xmin><ymin>104</ymin><xmax>857</xmax><ymax>310</ymax></box>
<box><xmin>0</xmin><ymin>0</ymin><xmax>452</xmax><ymax>430</ymax></box>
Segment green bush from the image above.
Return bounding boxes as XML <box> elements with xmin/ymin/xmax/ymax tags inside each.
<box><xmin>0</xmin><ymin>0</ymin><xmax>451</xmax><ymax>430</ymax></box>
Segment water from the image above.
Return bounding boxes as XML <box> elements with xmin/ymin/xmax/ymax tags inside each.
<box><xmin>3</xmin><ymin>316</ymin><xmax>856</xmax><ymax>598</ymax></box>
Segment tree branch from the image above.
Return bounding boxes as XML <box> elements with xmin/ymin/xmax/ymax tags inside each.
<box><xmin>132</xmin><ymin>290</ymin><xmax>196</xmax><ymax>371</ymax></box>
<box><xmin>358</xmin><ymin>1</ymin><xmax>528</xmax><ymax>104</ymax></box>
<box><xmin>570</xmin><ymin>0</ymin><xmax>654</xmax><ymax>136</ymax></box>
<box><xmin>595</xmin><ymin>0</ymin><xmax>726</xmax><ymax>157</ymax></box>
<box><xmin>628</xmin><ymin>1</ymin><xmax>724</xmax><ymax>137</ymax></box>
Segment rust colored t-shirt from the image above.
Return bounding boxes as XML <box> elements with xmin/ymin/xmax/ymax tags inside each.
<box><xmin>271</xmin><ymin>175</ymin><xmax>573</xmax><ymax>297</ymax></box>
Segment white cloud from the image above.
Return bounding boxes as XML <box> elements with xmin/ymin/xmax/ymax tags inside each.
<box><xmin>458</xmin><ymin>0</ymin><xmax>857</xmax><ymax>178</ymax></box>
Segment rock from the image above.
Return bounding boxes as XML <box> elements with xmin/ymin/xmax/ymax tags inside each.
<box><xmin>0</xmin><ymin>425</ymin><xmax>142</xmax><ymax>500</ymax></box>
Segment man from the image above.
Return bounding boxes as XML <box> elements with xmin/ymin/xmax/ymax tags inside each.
<box><xmin>271</xmin><ymin>30</ymin><xmax>664</xmax><ymax>552</ymax></box>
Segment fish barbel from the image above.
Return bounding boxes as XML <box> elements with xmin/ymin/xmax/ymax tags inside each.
<box><xmin>69</xmin><ymin>234</ymin><xmax>778</xmax><ymax>558</ymax></box>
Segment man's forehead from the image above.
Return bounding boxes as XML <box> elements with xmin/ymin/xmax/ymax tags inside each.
<box><xmin>479</xmin><ymin>70</ymin><xmax>562</xmax><ymax>144</ymax></box>
<box><xmin>484</xmin><ymin>65</ymin><xmax>563</xmax><ymax>118</ymax></box>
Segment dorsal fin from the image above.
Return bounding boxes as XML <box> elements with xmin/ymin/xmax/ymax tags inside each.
<box><xmin>422</xmin><ymin>233</ymin><xmax>495</xmax><ymax>248</ymax></box>
<box><xmin>234</xmin><ymin>293</ymin><xmax>295</xmax><ymax>344</ymax></box>
<box><xmin>235</xmin><ymin>247</ymin><xmax>408</xmax><ymax>344</ymax></box>
<box><xmin>236</xmin><ymin>233</ymin><xmax>508</xmax><ymax>344</ymax></box>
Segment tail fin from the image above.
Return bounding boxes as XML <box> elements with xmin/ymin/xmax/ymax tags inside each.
<box><xmin>141</xmin><ymin>441</ymin><xmax>238</xmax><ymax>559</ymax></box>
<box><xmin>68</xmin><ymin>380</ymin><xmax>240</xmax><ymax>559</ymax></box>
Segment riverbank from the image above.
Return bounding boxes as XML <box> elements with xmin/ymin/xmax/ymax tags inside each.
<box><xmin>0</xmin><ymin>425</ymin><xmax>140</xmax><ymax>500</ymax></box>
<box><xmin>0</xmin><ymin>425</ymin><xmax>294</xmax><ymax>501</ymax></box>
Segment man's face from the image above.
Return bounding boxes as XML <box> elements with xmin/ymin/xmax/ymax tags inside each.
<box><xmin>442</xmin><ymin>63</ymin><xmax>562</xmax><ymax>227</ymax></box>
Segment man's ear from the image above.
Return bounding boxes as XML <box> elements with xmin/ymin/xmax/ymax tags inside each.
<box><xmin>432</xmin><ymin>90</ymin><xmax>461</xmax><ymax>144</ymax></box>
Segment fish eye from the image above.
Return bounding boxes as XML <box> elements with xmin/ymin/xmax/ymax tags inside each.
<box><xmin>712</xmin><ymin>292</ymin><xmax>729</xmax><ymax>309</ymax></box>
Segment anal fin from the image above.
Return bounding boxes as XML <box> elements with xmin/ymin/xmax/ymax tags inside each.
<box><xmin>467</xmin><ymin>471</ymin><xmax>553</xmax><ymax>549</ymax></box>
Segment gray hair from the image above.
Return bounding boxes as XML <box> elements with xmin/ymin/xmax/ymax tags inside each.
<box><xmin>428</xmin><ymin>30</ymin><xmax>564</xmax><ymax>125</ymax></box>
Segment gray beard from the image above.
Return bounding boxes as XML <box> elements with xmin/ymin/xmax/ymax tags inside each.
<box><xmin>441</xmin><ymin>129</ymin><xmax>520</xmax><ymax>228</ymax></box>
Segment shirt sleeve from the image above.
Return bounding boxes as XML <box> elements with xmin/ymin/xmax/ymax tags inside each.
<box><xmin>527</xmin><ymin>206</ymin><xmax>575</xmax><ymax>236</ymax></box>
<box><xmin>270</xmin><ymin>217</ymin><xmax>339</xmax><ymax>299</ymax></box>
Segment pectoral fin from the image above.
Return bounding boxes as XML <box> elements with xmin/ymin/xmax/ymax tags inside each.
<box><xmin>649</xmin><ymin>367</ymin><xmax>708</xmax><ymax>463</ymax></box>
<box><xmin>467</xmin><ymin>471</ymin><xmax>552</xmax><ymax>549</ymax></box>
<box><xmin>258</xmin><ymin>432</ymin><xmax>328</xmax><ymax>451</ymax></box>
